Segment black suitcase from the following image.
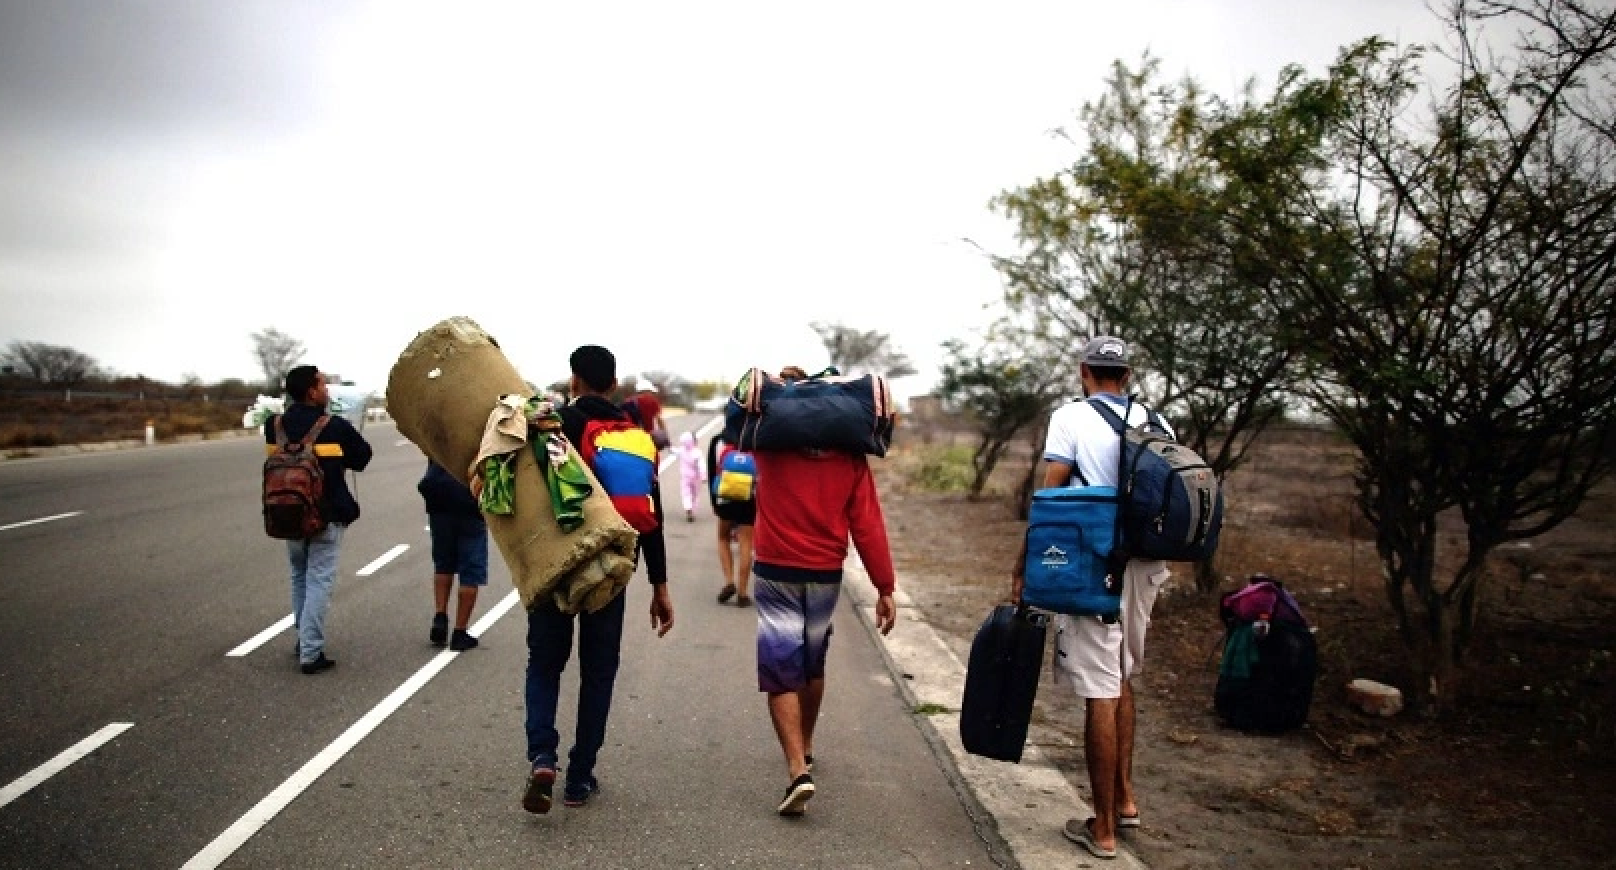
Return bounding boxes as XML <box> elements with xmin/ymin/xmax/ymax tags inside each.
<box><xmin>960</xmin><ymin>604</ymin><xmax>1048</xmax><ymax>762</ymax></box>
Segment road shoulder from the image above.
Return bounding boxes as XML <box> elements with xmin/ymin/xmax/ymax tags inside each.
<box><xmin>842</xmin><ymin>554</ymin><xmax>1148</xmax><ymax>869</ymax></box>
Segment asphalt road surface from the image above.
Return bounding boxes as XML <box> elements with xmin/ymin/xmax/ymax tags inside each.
<box><xmin>0</xmin><ymin>415</ymin><xmax>1008</xmax><ymax>869</ymax></box>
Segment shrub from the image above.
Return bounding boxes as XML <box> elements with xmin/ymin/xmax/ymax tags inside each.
<box><xmin>0</xmin><ymin>425</ymin><xmax>60</xmax><ymax>448</ymax></box>
<box><xmin>907</xmin><ymin>445</ymin><xmax>976</xmax><ymax>493</ymax></box>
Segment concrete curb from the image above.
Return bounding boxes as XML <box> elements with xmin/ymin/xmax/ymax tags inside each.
<box><xmin>843</xmin><ymin>555</ymin><xmax>1148</xmax><ymax>870</ymax></box>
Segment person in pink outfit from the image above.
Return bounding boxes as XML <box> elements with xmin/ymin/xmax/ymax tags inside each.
<box><xmin>674</xmin><ymin>431</ymin><xmax>706</xmax><ymax>522</ymax></box>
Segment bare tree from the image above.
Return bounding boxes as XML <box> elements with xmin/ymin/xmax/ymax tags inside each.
<box><xmin>810</xmin><ymin>322</ymin><xmax>918</xmax><ymax>379</ymax></box>
<box><xmin>251</xmin><ymin>328</ymin><xmax>305</xmax><ymax>393</ymax></box>
<box><xmin>1216</xmin><ymin>0</ymin><xmax>1616</xmax><ymax>703</ymax></box>
<box><xmin>2</xmin><ymin>341</ymin><xmax>99</xmax><ymax>387</ymax></box>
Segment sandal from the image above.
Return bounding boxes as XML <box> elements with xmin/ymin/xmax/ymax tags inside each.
<box><xmin>1063</xmin><ymin>818</ymin><xmax>1116</xmax><ymax>860</ymax></box>
<box><xmin>717</xmin><ymin>584</ymin><xmax>737</xmax><ymax>604</ymax></box>
<box><xmin>735</xmin><ymin>594</ymin><xmax>753</xmax><ymax>607</ymax></box>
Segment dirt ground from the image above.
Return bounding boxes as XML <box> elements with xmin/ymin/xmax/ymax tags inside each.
<box><xmin>873</xmin><ymin>425</ymin><xmax>1616</xmax><ymax>870</ymax></box>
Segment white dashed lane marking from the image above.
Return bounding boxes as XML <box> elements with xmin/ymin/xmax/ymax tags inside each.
<box><xmin>355</xmin><ymin>544</ymin><xmax>409</xmax><ymax>577</ymax></box>
<box><xmin>225</xmin><ymin>614</ymin><xmax>295</xmax><ymax>658</ymax></box>
<box><xmin>0</xmin><ymin>723</ymin><xmax>133</xmax><ymax>810</ymax></box>
<box><xmin>228</xmin><ymin>542</ymin><xmax>413</xmax><ymax>657</ymax></box>
<box><xmin>0</xmin><ymin>511</ymin><xmax>85</xmax><ymax>532</ymax></box>
<box><xmin>182</xmin><ymin>592</ymin><xmax>520</xmax><ymax>870</ymax></box>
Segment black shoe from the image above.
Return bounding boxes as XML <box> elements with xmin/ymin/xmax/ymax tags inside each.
<box><xmin>522</xmin><ymin>766</ymin><xmax>556</xmax><ymax>814</ymax></box>
<box><xmin>449</xmin><ymin>629</ymin><xmax>479</xmax><ymax>651</ymax></box>
<box><xmin>777</xmin><ymin>773</ymin><xmax>815</xmax><ymax>816</ymax></box>
<box><xmin>717</xmin><ymin>584</ymin><xmax>737</xmax><ymax>604</ymax></box>
<box><xmin>299</xmin><ymin>654</ymin><xmax>336</xmax><ymax>675</ymax></box>
<box><xmin>563</xmin><ymin>777</ymin><xmax>599</xmax><ymax>807</ymax></box>
<box><xmin>429</xmin><ymin>613</ymin><xmax>448</xmax><ymax>647</ymax></box>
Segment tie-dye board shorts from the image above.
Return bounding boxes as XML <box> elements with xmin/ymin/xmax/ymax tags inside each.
<box><xmin>754</xmin><ymin>574</ymin><xmax>840</xmax><ymax>693</ymax></box>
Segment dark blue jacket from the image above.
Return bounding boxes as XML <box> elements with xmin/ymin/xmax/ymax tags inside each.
<box><xmin>264</xmin><ymin>403</ymin><xmax>373</xmax><ymax>524</ymax></box>
<box><xmin>418</xmin><ymin>460</ymin><xmax>483</xmax><ymax>519</ymax></box>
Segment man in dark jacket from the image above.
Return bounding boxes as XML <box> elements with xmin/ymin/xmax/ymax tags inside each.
<box><xmin>521</xmin><ymin>344</ymin><xmax>674</xmax><ymax>814</ymax></box>
<box><xmin>419</xmin><ymin>460</ymin><xmax>487</xmax><ymax>651</ymax></box>
<box><xmin>264</xmin><ymin>365</ymin><xmax>373</xmax><ymax>674</ymax></box>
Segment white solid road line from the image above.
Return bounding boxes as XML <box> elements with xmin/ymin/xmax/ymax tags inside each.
<box><xmin>0</xmin><ymin>722</ymin><xmax>134</xmax><ymax>810</ymax></box>
<box><xmin>181</xmin><ymin>590</ymin><xmax>521</xmax><ymax>870</ymax></box>
<box><xmin>0</xmin><ymin>511</ymin><xmax>85</xmax><ymax>532</ymax></box>
<box><xmin>355</xmin><ymin>544</ymin><xmax>409</xmax><ymax>577</ymax></box>
<box><xmin>226</xmin><ymin>614</ymin><xmax>295</xmax><ymax>658</ymax></box>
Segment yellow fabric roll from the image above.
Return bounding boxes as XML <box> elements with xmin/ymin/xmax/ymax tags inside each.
<box><xmin>385</xmin><ymin>316</ymin><xmax>638</xmax><ymax>613</ymax></box>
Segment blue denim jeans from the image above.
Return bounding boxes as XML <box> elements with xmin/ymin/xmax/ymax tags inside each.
<box><xmin>524</xmin><ymin>589</ymin><xmax>626</xmax><ymax>787</ymax></box>
<box><xmin>287</xmin><ymin>523</ymin><xmax>345</xmax><ymax>663</ymax></box>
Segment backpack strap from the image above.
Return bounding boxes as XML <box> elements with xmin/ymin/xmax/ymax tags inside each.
<box><xmin>1142</xmin><ymin>407</ymin><xmax>1171</xmax><ymax>438</ymax></box>
<box><xmin>1097</xmin><ymin>396</ymin><xmax>1133</xmax><ymax>567</ymax></box>
<box><xmin>1085</xmin><ymin>396</ymin><xmax>1129</xmax><ymax>435</ymax></box>
<box><xmin>273</xmin><ymin>414</ymin><xmax>290</xmax><ymax>449</ymax></box>
<box><xmin>304</xmin><ymin>415</ymin><xmax>332</xmax><ymax>449</ymax></box>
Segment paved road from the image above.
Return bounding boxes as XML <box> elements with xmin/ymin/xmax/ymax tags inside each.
<box><xmin>0</xmin><ymin>417</ymin><xmax>1016</xmax><ymax>869</ymax></box>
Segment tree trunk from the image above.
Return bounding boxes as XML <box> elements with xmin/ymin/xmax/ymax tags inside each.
<box><xmin>1423</xmin><ymin>597</ymin><xmax>1457</xmax><ymax>715</ymax></box>
<box><xmin>1194</xmin><ymin>555</ymin><xmax>1218</xmax><ymax>593</ymax></box>
<box><xmin>970</xmin><ymin>437</ymin><xmax>1007</xmax><ymax>500</ymax></box>
<box><xmin>1014</xmin><ymin>421</ymin><xmax>1049</xmax><ymax>521</ymax></box>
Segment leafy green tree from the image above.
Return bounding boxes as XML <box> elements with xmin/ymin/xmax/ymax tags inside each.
<box><xmin>993</xmin><ymin>56</ymin><xmax>1306</xmax><ymax>587</ymax></box>
<box><xmin>810</xmin><ymin>322</ymin><xmax>918</xmax><ymax>379</ymax></box>
<box><xmin>1211</xmin><ymin>0</ymin><xmax>1616</xmax><ymax>703</ymax></box>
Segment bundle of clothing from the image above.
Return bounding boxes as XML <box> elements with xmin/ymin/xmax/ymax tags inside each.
<box><xmin>386</xmin><ymin>317</ymin><xmax>639</xmax><ymax>614</ymax></box>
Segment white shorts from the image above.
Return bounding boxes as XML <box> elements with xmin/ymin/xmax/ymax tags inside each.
<box><xmin>1052</xmin><ymin>560</ymin><xmax>1171</xmax><ymax>700</ymax></box>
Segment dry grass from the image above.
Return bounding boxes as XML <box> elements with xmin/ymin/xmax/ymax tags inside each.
<box><xmin>0</xmin><ymin>396</ymin><xmax>246</xmax><ymax>449</ymax></box>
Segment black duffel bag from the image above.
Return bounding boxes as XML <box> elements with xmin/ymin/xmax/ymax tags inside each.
<box><xmin>723</xmin><ymin>366</ymin><xmax>896</xmax><ymax>457</ymax></box>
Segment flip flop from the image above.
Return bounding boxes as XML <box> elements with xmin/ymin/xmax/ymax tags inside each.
<box><xmin>1118</xmin><ymin>812</ymin><xmax>1142</xmax><ymax>829</ymax></box>
<box><xmin>1063</xmin><ymin>818</ymin><xmax>1117</xmax><ymax>860</ymax></box>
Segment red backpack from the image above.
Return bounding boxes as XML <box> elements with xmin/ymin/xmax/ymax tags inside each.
<box><xmin>263</xmin><ymin>414</ymin><xmax>331</xmax><ymax>540</ymax></box>
<box><xmin>576</xmin><ymin>418</ymin><xmax>660</xmax><ymax>534</ymax></box>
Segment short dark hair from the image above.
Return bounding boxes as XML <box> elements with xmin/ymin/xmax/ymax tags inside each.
<box><xmin>1085</xmin><ymin>363</ymin><xmax>1130</xmax><ymax>385</ymax></box>
<box><xmin>284</xmin><ymin>365</ymin><xmax>319</xmax><ymax>402</ymax></box>
<box><xmin>569</xmin><ymin>345</ymin><xmax>616</xmax><ymax>394</ymax></box>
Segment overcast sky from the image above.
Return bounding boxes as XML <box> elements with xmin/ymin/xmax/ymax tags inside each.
<box><xmin>0</xmin><ymin>0</ymin><xmax>1442</xmax><ymax>399</ymax></box>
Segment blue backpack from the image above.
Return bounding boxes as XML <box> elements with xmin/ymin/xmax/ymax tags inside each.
<box><xmin>1021</xmin><ymin>485</ymin><xmax>1123</xmax><ymax>617</ymax></box>
<box><xmin>1088</xmin><ymin>398</ymin><xmax>1223</xmax><ymax>563</ymax></box>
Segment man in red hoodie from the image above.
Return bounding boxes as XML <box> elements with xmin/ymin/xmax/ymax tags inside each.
<box><xmin>750</xmin><ymin>366</ymin><xmax>898</xmax><ymax>817</ymax></box>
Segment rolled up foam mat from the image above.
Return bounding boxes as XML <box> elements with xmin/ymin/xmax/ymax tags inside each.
<box><xmin>386</xmin><ymin>316</ymin><xmax>638</xmax><ymax>612</ymax></box>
